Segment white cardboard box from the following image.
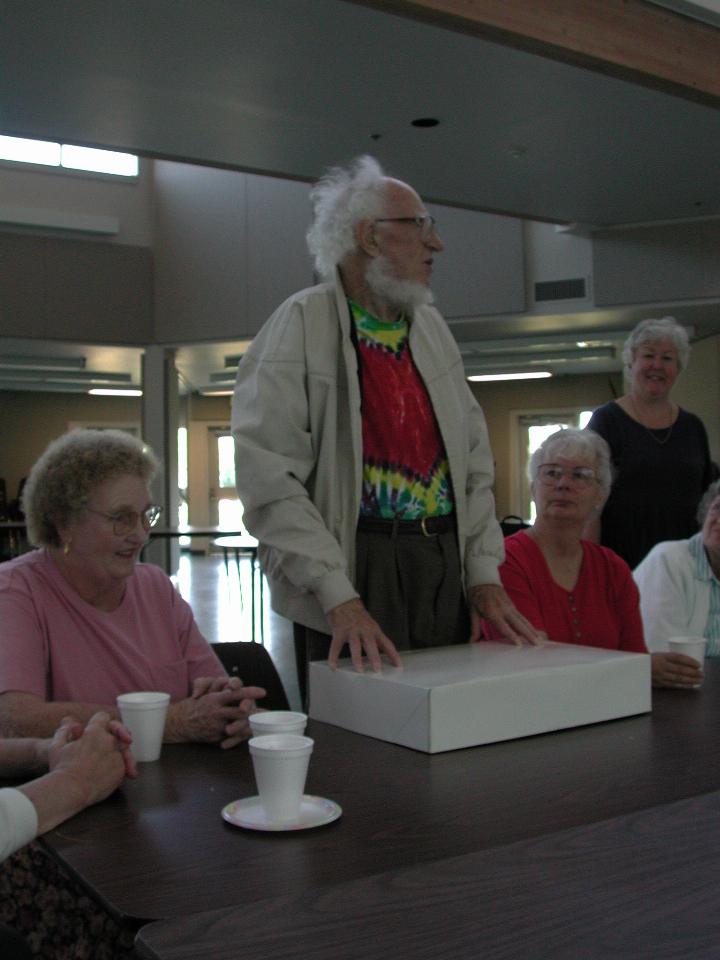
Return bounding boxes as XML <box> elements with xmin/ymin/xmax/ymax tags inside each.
<box><xmin>309</xmin><ymin>642</ymin><xmax>651</xmax><ymax>753</ymax></box>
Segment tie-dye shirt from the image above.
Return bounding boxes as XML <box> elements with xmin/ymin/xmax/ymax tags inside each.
<box><xmin>351</xmin><ymin>301</ymin><xmax>454</xmax><ymax>519</ymax></box>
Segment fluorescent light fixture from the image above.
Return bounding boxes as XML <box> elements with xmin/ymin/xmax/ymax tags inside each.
<box><xmin>88</xmin><ymin>388</ymin><xmax>143</xmax><ymax>396</ymax></box>
<box><xmin>199</xmin><ymin>388</ymin><xmax>234</xmax><ymax>397</ymax></box>
<box><xmin>0</xmin><ymin>134</ymin><xmax>138</xmax><ymax>177</ymax></box>
<box><xmin>0</xmin><ymin>135</ymin><xmax>60</xmax><ymax>166</ymax></box>
<box><xmin>468</xmin><ymin>371</ymin><xmax>553</xmax><ymax>382</ymax></box>
<box><xmin>61</xmin><ymin>144</ymin><xmax>138</xmax><ymax>177</ymax></box>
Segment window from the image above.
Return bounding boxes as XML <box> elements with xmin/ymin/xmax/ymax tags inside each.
<box><xmin>0</xmin><ymin>134</ymin><xmax>138</xmax><ymax>177</ymax></box>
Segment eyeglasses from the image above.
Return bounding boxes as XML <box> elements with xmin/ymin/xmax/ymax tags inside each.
<box><xmin>536</xmin><ymin>464</ymin><xmax>597</xmax><ymax>488</ymax></box>
<box><xmin>86</xmin><ymin>505</ymin><xmax>162</xmax><ymax>535</ymax></box>
<box><xmin>374</xmin><ymin>214</ymin><xmax>437</xmax><ymax>240</ymax></box>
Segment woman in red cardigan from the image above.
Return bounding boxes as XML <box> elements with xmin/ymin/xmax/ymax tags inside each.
<box><xmin>486</xmin><ymin>428</ymin><xmax>700</xmax><ymax>689</ymax></box>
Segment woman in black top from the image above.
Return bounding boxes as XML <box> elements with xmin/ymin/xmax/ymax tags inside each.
<box><xmin>586</xmin><ymin>316</ymin><xmax>712</xmax><ymax>570</ymax></box>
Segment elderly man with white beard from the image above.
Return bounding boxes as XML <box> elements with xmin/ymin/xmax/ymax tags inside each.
<box><xmin>232</xmin><ymin>156</ymin><xmax>540</xmax><ymax>705</ymax></box>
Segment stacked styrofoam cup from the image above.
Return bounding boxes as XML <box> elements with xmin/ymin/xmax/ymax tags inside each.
<box><xmin>249</xmin><ymin>710</ymin><xmax>307</xmax><ymax>737</ymax></box>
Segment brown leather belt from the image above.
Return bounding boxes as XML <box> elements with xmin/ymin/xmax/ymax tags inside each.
<box><xmin>357</xmin><ymin>514</ymin><xmax>455</xmax><ymax>538</ymax></box>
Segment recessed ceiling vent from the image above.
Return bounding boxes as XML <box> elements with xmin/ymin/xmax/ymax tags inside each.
<box><xmin>534</xmin><ymin>278</ymin><xmax>586</xmax><ymax>302</ymax></box>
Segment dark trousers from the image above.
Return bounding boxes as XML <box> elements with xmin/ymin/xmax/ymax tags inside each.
<box><xmin>294</xmin><ymin>523</ymin><xmax>470</xmax><ymax>708</ymax></box>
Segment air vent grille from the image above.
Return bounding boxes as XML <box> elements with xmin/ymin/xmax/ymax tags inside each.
<box><xmin>534</xmin><ymin>278</ymin><xmax>586</xmax><ymax>302</ymax></box>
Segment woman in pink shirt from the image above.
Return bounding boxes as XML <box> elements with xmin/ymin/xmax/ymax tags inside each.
<box><xmin>486</xmin><ymin>428</ymin><xmax>700</xmax><ymax>689</ymax></box>
<box><xmin>0</xmin><ymin>428</ymin><xmax>264</xmax><ymax>747</ymax></box>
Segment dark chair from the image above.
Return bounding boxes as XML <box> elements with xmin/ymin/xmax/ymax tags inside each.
<box><xmin>499</xmin><ymin>514</ymin><xmax>531</xmax><ymax>537</ymax></box>
<box><xmin>211</xmin><ymin>642</ymin><xmax>290</xmax><ymax>710</ymax></box>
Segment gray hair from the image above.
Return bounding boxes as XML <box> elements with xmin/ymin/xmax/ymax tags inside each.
<box><xmin>697</xmin><ymin>479</ymin><xmax>720</xmax><ymax>526</ymax></box>
<box><xmin>528</xmin><ymin>427</ymin><xmax>613</xmax><ymax>497</ymax></box>
<box><xmin>306</xmin><ymin>155</ymin><xmax>388</xmax><ymax>280</ymax></box>
<box><xmin>622</xmin><ymin>316</ymin><xmax>690</xmax><ymax>371</ymax></box>
<box><xmin>22</xmin><ymin>428</ymin><xmax>159</xmax><ymax>547</ymax></box>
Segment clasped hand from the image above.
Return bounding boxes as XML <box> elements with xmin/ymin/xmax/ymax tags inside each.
<box><xmin>171</xmin><ymin>675</ymin><xmax>266</xmax><ymax>749</ymax></box>
<box><xmin>46</xmin><ymin>712</ymin><xmax>137</xmax><ymax>806</ymax></box>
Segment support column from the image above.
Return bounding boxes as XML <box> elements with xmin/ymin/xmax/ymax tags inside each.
<box><xmin>141</xmin><ymin>346</ymin><xmax>180</xmax><ymax>574</ymax></box>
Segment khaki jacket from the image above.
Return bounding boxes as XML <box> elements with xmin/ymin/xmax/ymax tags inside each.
<box><xmin>231</xmin><ymin>270</ymin><xmax>503</xmax><ymax>632</ymax></box>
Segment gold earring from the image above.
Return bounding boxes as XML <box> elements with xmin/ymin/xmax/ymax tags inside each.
<box><xmin>63</xmin><ymin>541</ymin><xmax>71</xmax><ymax>556</ymax></box>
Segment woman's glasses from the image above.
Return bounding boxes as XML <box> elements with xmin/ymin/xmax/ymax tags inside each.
<box><xmin>536</xmin><ymin>464</ymin><xmax>596</xmax><ymax>488</ymax></box>
<box><xmin>86</xmin><ymin>505</ymin><xmax>162</xmax><ymax>535</ymax></box>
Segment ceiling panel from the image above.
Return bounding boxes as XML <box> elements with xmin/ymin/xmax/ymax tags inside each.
<box><xmin>1</xmin><ymin>0</ymin><xmax>719</xmax><ymax>390</ymax></box>
<box><xmin>2</xmin><ymin>0</ymin><xmax>719</xmax><ymax>226</ymax></box>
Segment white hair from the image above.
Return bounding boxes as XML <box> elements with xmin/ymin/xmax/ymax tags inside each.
<box><xmin>622</xmin><ymin>316</ymin><xmax>690</xmax><ymax>371</ymax></box>
<box><xmin>365</xmin><ymin>256</ymin><xmax>434</xmax><ymax>311</ymax></box>
<box><xmin>306</xmin><ymin>155</ymin><xmax>388</xmax><ymax>280</ymax></box>
<box><xmin>528</xmin><ymin>427</ymin><xmax>613</xmax><ymax>497</ymax></box>
<box><xmin>698</xmin><ymin>479</ymin><xmax>720</xmax><ymax>526</ymax></box>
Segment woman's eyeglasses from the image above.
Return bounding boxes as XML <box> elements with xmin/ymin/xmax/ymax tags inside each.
<box><xmin>536</xmin><ymin>464</ymin><xmax>596</xmax><ymax>488</ymax></box>
<box><xmin>86</xmin><ymin>505</ymin><xmax>162</xmax><ymax>535</ymax></box>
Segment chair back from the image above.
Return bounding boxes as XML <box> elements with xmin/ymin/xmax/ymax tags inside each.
<box><xmin>211</xmin><ymin>642</ymin><xmax>290</xmax><ymax>711</ymax></box>
<box><xmin>499</xmin><ymin>515</ymin><xmax>531</xmax><ymax>537</ymax></box>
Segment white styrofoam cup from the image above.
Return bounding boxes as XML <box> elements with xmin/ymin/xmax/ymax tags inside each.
<box><xmin>667</xmin><ymin>636</ymin><xmax>707</xmax><ymax>666</ymax></box>
<box><xmin>116</xmin><ymin>691</ymin><xmax>171</xmax><ymax>762</ymax></box>
<box><xmin>249</xmin><ymin>711</ymin><xmax>307</xmax><ymax>737</ymax></box>
<box><xmin>248</xmin><ymin>733</ymin><xmax>314</xmax><ymax>823</ymax></box>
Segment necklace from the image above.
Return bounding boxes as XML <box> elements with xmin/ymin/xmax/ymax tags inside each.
<box><xmin>627</xmin><ymin>395</ymin><xmax>676</xmax><ymax>446</ymax></box>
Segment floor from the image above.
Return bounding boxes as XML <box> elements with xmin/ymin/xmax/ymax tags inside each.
<box><xmin>173</xmin><ymin>552</ymin><xmax>302</xmax><ymax>711</ymax></box>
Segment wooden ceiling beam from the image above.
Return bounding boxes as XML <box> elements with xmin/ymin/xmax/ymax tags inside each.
<box><xmin>356</xmin><ymin>0</ymin><xmax>720</xmax><ymax>106</ymax></box>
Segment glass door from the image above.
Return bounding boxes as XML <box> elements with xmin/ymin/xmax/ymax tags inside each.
<box><xmin>207</xmin><ymin>427</ymin><xmax>246</xmax><ymax>531</ymax></box>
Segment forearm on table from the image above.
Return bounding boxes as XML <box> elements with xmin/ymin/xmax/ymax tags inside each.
<box><xmin>0</xmin><ymin>738</ymin><xmax>49</xmax><ymax>777</ymax></box>
<box><xmin>0</xmin><ymin>692</ymin><xmax>117</xmax><ymax>738</ymax></box>
<box><xmin>163</xmin><ymin>701</ymin><xmax>192</xmax><ymax>743</ymax></box>
<box><xmin>18</xmin><ymin>769</ymin><xmax>89</xmax><ymax>836</ymax></box>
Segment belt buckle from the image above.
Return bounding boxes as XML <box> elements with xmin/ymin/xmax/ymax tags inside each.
<box><xmin>420</xmin><ymin>516</ymin><xmax>436</xmax><ymax>537</ymax></box>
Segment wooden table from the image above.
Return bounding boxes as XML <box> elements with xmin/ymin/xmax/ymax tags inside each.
<box><xmin>40</xmin><ymin>662</ymin><xmax>720</xmax><ymax>930</ymax></box>
<box><xmin>147</xmin><ymin>526</ymin><xmax>247</xmax><ymax>540</ymax></box>
<box><xmin>136</xmin><ymin>788</ymin><xmax>720</xmax><ymax>959</ymax></box>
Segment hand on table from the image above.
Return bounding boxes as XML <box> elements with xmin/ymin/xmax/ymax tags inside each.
<box><xmin>327</xmin><ymin>598</ymin><xmax>402</xmax><ymax>673</ymax></box>
<box><xmin>169</xmin><ymin>677</ymin><xmax>267</xmax><ymax>749</ymax></box>
<box><xmin>47</xmin><ymin>713</ymin><xmax>137</xmax><ymax>779</ymax></box>
<box><xmin>651</xmin><ymin>652</ymin><xmax>704</xmax><ymax>689</ymax></box>
<box><xmin>48</xmin><ymin>711</ymin><xmax>137</xmax><ymax>807</ymax></box>
<box><xmin>468</xmin><ymin>583</ymin><xmax>544</xmax><ymax>646</ymax></box>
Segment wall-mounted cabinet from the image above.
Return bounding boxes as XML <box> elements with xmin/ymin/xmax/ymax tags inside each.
<box><xmin>153</xmin><ymin>162</ymin><xmax>313</xmax><ymax>342</ymax></box>
<box><xmin>0</xmin><ymin>234</ymin><xmax>152</xmax><ymax>342</ymax></box>
<box><xmin>427</xmin><ymin>203</ymin><xmax>525</xmax><ymax>319</ymax></box>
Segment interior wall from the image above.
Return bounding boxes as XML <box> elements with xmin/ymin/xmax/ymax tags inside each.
<box><xmin>0</xmin><ymin>392</ymin><xmax>142</xmax><ymax>502</ymax></box>
<box><xmin>0</xmin><ymin>160</ymin><xmax>153</xmax><ymax>246</ymax></box>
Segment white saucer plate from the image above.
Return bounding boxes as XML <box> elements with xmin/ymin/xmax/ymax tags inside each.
<box><xmin>222</xmin><ymin>794</ymin><xmax>342</xmax><ymax>832</ymax></box>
